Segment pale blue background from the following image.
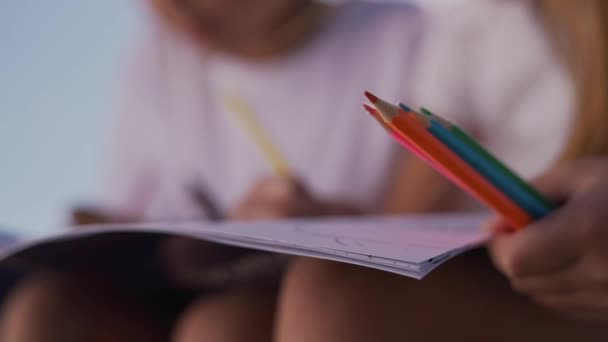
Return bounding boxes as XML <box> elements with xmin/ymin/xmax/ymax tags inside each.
<box><xmin>0</xmin><ymin>1</ymin><xmax>143</xmax><ymax>237</ymax></box>
<box><xmin>0</xmin><ymin>0</ymin><xmax>449</xmax><ymax>238</ymax></box>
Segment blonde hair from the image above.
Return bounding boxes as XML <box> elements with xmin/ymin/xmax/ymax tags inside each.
<box><xmin>538</xmin><ymin>0</ymin><xmax>608</xmax><ymax>161</ymax></box>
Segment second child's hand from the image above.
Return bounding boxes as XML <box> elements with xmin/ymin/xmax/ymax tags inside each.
<box><xmin>488</xmin><ymin>158</ymin><xmax>608</xmax><ymax>320</ymax></box>
<box><xmin>230</xmin><ymin>176</ymin><xmax>362</xmax><ymax>220</ymax></box>
<box><xmin>70</xmin><ymin>207</ymin><xmax>132</xmax><ymax>225</ymax></box>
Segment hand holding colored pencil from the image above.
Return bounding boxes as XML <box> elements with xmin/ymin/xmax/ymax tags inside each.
<box><xmin>363</xmin><ymin>91</ymin><xmax>555</xmax><ymax>230</ymax></box>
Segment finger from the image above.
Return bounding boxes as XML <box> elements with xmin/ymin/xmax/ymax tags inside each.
<box><xmin>489</xmin><ymin>209</ymin><xmax>582</xmax><ymax>277</ymax></box>
<box><xmin>510</xmin><ymin>260</ymin><xmax>582</xmax><ymax>295</ymax></box>
<box><xmin>531</xmin><ymin>167</ymin><xmax>579</xmax><ymax>203</ymax></box>
<box><xmin>252</xmin><ymin>177</ymin><xmax>310</xmax><ymax>202</ymax></box>
<box><xmin>70</xmin><ymin>208</ymin><xmax>126</xmax><ymax>225</ymax></box>
<box><xmin>532</xmin><ymin>159</ymin><xmax>605</xmax><ymax>202</ymax></box>
<box><xmin>533</xmin><ymin>291</ymin><xmax>608</xmax><ymax>320</ymax></box>
<box><xmin>230</xmin><ymin>202</ymin><xmax>293</xmax><ymax>220</ymax></box>
<box><xmin>233</xmin><ymin>190</ymin><xmax>324</xmax><ymax>220</ymax></box>
<box><xmin>532</xmin><ymin>295</ymin><xmax>601</xmax><ymax>320</ymax></box>
<box><xmin>512</xmin><ymin>253</ymin><xmax>608</xmax><ymax>295</ymax></box>
<box><xmin>237</xmin><ymin>185</ymin><xmax>291</xmax><ymax>216</ymax></box>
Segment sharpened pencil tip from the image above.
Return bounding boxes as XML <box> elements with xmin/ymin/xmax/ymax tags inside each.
<box><xmin>364</xmin><ymin>91</ymin><xmax>378</xmax><ymax>103</ymax></box>
<box><xmin>362</xmin><ymin>103</ymin><xmax>377</xmax><ymax>115</ymax></box>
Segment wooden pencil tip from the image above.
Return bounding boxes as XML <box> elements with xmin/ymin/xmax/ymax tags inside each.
<box><xmin>364</xmin><ymin>91</ymin><xmax>378</xmax><ymax>103</ymax></box>
<box><xmin>362</xmin><ymin>103</ymin><xmax>377</xmax><ymax>115</ymax></box>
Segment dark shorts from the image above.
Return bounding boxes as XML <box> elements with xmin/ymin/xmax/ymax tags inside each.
<box><xmin>0</xmin><ymin>232</ymin><xmax>285</xmax><ymax>323</ymax></box>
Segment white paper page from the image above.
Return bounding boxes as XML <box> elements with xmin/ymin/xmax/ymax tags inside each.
<box><xmin>0</xmin><ymin>213</ymin><xmax>491</xmax><ymax>279</ymax></box>
<box><xmin>192</xmin><ymin>233</ymin><xmax>475</xmax><ymax>279</ymax></box>
<box><xmin>169</xmin><ymin>213</ymin><xmax>490</xmax><ymax>263</ymax></box>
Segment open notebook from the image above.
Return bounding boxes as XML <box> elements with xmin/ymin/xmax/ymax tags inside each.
<box><xmin>0</xmin><ymin>213</ymin><xmax>490</xmax><ymax>280</ymax></box>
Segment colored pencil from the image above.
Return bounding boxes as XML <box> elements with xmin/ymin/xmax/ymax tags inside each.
<box><xmin>223</xmin><ymin>93</ymin><xmax>290</xmax><ymax>177</ymax></box>
<box><xmin>402</xmin><ymin>104</ymin><xmax>551</xmax><ymax>217</ymax></box>
<box><xmin>364</xmin><ymin>103</ymin><xmax>469</xmax><ymax>189</ymax></box>
<box><xmin>426</xmin><ymin>119</ymin><xmax>550</xmax><ymax>218</ymax></box>
<box><xmin>363</xmin><ymin>104</ymin><xmax>432</xmax><ymax>161</ymax></box>
<box><xmin>416</xmin><ymin>106</ymin><xmax>555</xmax><ymax>215</ymax></box>
<box><xmin>366</xmin><ymin>92</ymin><xmax>532</xmax><ymax>229</ymax></box>
<box><xmin>363</xmin><ymin>103</ymin><xmax>394</xmax><ymax>134</ymax></box>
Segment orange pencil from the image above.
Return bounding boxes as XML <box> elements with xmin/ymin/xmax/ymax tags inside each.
<box><xmin>365</xmin><ymin>92</ymin><xmax>532</xmax><ymax>229</ymax></box>
<box><xmin>363</xmin><ymin>103</ymin><xmax>394</xmax><ymax>134</ymax></box>
<box><xmin>364</xmin><ymin>104</ymin><xmax>464</xmax><ymax>183</ymax></box>
<box><xmin>364</xmin><ymin>93</ymin><xmax>473</xmax><ymax>196</ymax></box>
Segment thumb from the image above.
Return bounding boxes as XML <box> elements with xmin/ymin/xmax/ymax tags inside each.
<box><xmin>531</xmin><ymin>164</ymin><xmax>581</xmax><ymax>204</ymax></box>
<box><xmin>532</xmin><ymin>158</ymin><xmax>606</xmax><ymax>204</ymax></box>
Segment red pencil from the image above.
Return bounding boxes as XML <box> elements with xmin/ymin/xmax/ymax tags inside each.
<box><xmin>364</xmin><ymin>92</ymin><xmax>471</xmax><ymax>189</ymax></box>
<box><xmin>364</xmin><ymin>104</ymin><xmax>453</xmax><ymax>176</ymax></box>
<box><xmin>365</xmin><ymin>91</ymin><xmax>532</xmax><ymax>229</ymax></box>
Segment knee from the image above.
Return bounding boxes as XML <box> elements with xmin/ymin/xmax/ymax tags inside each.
<box><xmin>277</xmin><ymin>257</ymin><xmax>367</xmax><ymax>325</ymax></box>
<box><xmin>282</xmin><ymin>257</ymin><xmax>397</xmax><ymax>300</ymax></box>
<box><xmin>0</xmin><ymin>272</ymin><xmax>80</xmax><ymax>341</ymax></box>
<box><xmin>173</xmin><ymin>289</ymin><xmax>276</xmax><ymax>342</ymax></box>
<box><xmin>278</xmin><ymin>257</ymin><xmax>422</xmax><ymax>324</ymax></box>
<box><xmin>0</xmin><ymin>271</ymin><xmax>167</xmax><ymax>342</ymax></box>
<box><xmin>2</xmin><ymin>271</ymin><xmax>76</xmax><ymax>322</ymax></box>
<box><xmin>276</xmin><ymin>258</ymin><xmax>410</xmax><ymax>341</ymax></box>
<box><xmin>282</xmin><ymin>258</ymin><xmax>343</xmax><ymax>296</ymax></box>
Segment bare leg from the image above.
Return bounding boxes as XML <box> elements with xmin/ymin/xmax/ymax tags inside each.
<box><xmin>172</xmin><ymin>288</ymin><xmax>276</xmax><ymax>342</ymax></box>
<box><xmin>0</xmin><ymin>271</ymin><xmax>169</xmax><ymax>342</ymax></box>
<box><xmin>276</xmin><ymin>251</ymin><xmax>608</xmax><ymax>342</ymax></box>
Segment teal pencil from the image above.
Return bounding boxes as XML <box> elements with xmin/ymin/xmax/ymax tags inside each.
<box><xmin>421</xmin><ymin>108</ymin><xmax>556</xmax><ymax>218</ymax></box>
<box><xmin>400</xmin><ymin>104</ymin><xmax>555</xmax><ymax>218</ymax></box>
<box><xmin>419</xmin><ymin>107</ymin><xmax>555</xmax><ymax>211</ymax></box>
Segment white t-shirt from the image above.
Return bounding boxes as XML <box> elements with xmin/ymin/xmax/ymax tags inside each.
<box><xmin>101</xmin><ymin>0</ymin><xmax>573</xmax><ymax>220</ymax></box>
<box><xmin>102</xmin><ymin>2</ymin><xmax>422</xmax><ymax>220</ymax></box>
<box><xmin>412</xmin><ymin>0</ymin><xmax>574</xmax><ymax>177</ymax></box>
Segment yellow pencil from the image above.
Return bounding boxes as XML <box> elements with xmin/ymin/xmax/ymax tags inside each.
<box><xmin>223</xmin><ymin>93</ymin><xmax>291</xmax><ymax>177</ymax></box>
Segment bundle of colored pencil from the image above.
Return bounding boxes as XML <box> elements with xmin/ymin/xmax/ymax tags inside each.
<box><xmin>363</xmin><ymin>91</ymin><xmax>555</xmax><ymax>230</ymax></box>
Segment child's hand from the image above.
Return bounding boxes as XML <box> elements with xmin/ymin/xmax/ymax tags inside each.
<box><xmin>230</xmin><ymin>177</ymin><xmax>360</xmax><ymax>220</ymax></box>
<box><xmin>70</xmin><ymin>208</ymin><xmax>132</xmax><ymax>225</ymax></box>
<box><xmin>488</xmin><ymin>158</ymin><xmax>608</xmax><ymax>320</ymax></box>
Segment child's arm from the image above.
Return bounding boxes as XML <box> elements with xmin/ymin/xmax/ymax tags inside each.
<box><xmin>488</xmin><ymin>157</ymin><xmax>608</xmax><ymax>320</ymax></box>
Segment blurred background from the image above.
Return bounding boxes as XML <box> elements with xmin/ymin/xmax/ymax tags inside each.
<box><xmin>0</xmin><ymin>0</ymin><xmax>142</xmax><ymax>236</ymax></box>
<box><xmin>0</xmin><ymin>0</ymin><xmax>453</xmax><ymax>237</ymax></box>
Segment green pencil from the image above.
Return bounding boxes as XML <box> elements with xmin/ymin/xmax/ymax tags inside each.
<box><xmin>419</xmin><ymin>108</ymin><xmax>555</xmax><ymax>210</ymax></box>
